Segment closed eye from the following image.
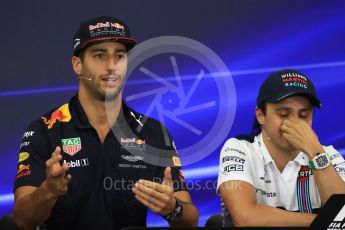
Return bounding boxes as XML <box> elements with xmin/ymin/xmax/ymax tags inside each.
<box><xmin>279</xmin><ymin>113</ymin><xmax>289</xmax><ymax>118</ymax></box>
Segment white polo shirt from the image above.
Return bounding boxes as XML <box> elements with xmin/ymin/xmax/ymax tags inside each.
<box><xmin>217</xmin><ymin>133</ymin><xmax>345</xmax><ymax>226</ymax></box>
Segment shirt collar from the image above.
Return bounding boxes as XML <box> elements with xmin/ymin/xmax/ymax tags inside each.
<box><xmin>256</xmin><ymin>133</ymin><xmax>274</xmax><ymax>165</ymax></box>
<box><xmin>70</xmin><ymin>94</ymin><xmax>135</xmax><ymax>129</ymax></box>
<box><xmin>69</xmin><ymin>95</ymin><xmax>92</xmax><ymax>129</ymax></box>
<box><xmin>293</xmin><ymin>152</ymin><xmax>309</xmax><ymax>165</ymax></box>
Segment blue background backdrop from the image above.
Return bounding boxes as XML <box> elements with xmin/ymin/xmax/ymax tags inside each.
<box><xmin>1</xmin><ymin>0</ymin><xmax>345</xmax><ymax>227</ymax></box>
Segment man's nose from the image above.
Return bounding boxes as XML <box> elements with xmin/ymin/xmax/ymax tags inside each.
<box><xmin>107</xmin><ymin>57</ymin><xmax>118</xmax><ymax>71</ymax></box>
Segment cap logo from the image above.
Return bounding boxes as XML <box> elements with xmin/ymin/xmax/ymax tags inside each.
<box><xmin>281</xmin><ymin>72</ymin><xmax>308</xmax><ymax>89</ymax></box>
<box><xmin>73</xmin><ymin>38</ymin><xmax>80</xmax><ymax>49</ymax></box>
<box><xmin>73</xmin><ymin>17</ymin><xmax>136</xmax><ymax>54</ymax></box>
<box><xmin>89</xmin><ymin>21</ymin><xmax>124</xmax><ymax>31</ymax></box>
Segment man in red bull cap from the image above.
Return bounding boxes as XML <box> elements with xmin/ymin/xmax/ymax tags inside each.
<box><xmin>13</xmin><ymin>16</ymin><xmax>198</xmax><ymax>230</ymax></box>
<box><xmin>217</xmin><ymin>69</ymin><xmax>345</xmax><ymax>227</ymax></box>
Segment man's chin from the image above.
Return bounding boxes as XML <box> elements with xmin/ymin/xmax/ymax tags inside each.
<box><xmin>104</xmin><ymin>90</ymin><xmax>121</xmax><ymax>101</ymax></box>
<box><xmin>282</xmin><ymin>143</ymin><xmax>299</xmax><ymax>154</ymax></box>
<box><xmin>278</xmin><ymin>138</ymin><xmax>299</xmax><ymax>153</ymax></box>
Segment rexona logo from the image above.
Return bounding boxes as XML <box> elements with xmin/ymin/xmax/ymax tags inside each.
<box><xmin>61</xmin><ymin>137</ymin><xmax>82</xmax><ymax>156</ymax></box>
<box><xmin>63</xmin><ymin>158</ymin><xmax>89</xmax><ymax>168</ymax></box>
<box><xmin>328</xmin><ymin>205</ymin><xmax>345</xmax><ymax>230</ymax></box>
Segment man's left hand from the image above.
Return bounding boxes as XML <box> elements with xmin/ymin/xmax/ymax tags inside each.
<box><xmin>133</xmin><ymin>167</ymin><xmax>176</xmax><ymax>216</ymax></box>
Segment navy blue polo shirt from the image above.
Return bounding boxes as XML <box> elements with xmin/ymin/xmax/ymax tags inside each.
<box><xmin>14</xmin><ymin>95</ymin><xmax>187</xmax><ymax>230</ymax></box>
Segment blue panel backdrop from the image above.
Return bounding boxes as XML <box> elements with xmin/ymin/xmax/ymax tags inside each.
<box><xmin>1</xmin><ymin>0</ymin><xmax>344</xmax><ymax>227</ymax></box>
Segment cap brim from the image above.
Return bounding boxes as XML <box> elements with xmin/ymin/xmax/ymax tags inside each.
<box><xmin>75</xmin><ymin>36</ymin><xmax>136</xmax><ymax>55</ymax></box>
<box><xmin>267</xmin><ymin>91</ymin><xmax>322</xmax><ymax>108</ymax></box>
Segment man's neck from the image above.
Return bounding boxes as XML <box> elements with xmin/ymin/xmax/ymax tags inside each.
<box><xmin>261</xmin><ymin>133</ymin><xmax>299</xmax><ymax>173</ymax></box>
<box><xmin>78</xmin><ymin>90</ymin><xmax>122</xmax><ymax>130</ymax></box>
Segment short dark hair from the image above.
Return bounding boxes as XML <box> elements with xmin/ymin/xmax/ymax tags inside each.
<box><xmin>252</xmin><ymin>102</ymin><xmax>267</xmax><ymax>135</ymax></box>
<box><xmin>75</xmin><ymin>49</ymin><xmax>86</xmax><ymax>61</ymax></box>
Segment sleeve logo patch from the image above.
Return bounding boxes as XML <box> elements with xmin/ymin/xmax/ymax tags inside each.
<box><xmin>223</xmin><ymin>164</ymin><xmax>244</xmax><ymax>174</ymax></box>
<box><xmin>16</xmin><ymin>164</ymin><xmax>31</xmax><ymax>179</ymax></box>
<box><xmin>18</xmin><ymin>152</ymin><xmax>30</xmax><ymax>163</ymax></box>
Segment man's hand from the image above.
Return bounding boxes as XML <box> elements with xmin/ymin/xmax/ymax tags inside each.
<box><xmin>281</xmin><ymin>117</ymin><xmax>324</xmax><ymax>158</ymax></box>
<box><xmin>44</xmin><ymin>146</ymin><xmax>72</xmax><ymax>199</ymax></box>
<box><xmin>132</xmin><ymin>167</ymin><xmax>176</xmax><ymax>216</ymax></box>
<box><xmin>13</xmin><ymin>147</ymin><xmax>72</xmax><ymax>229</ymax></box>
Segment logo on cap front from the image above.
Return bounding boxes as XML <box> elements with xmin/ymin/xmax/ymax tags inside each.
<box><xmin>88</xmin><ymin>21</ymin><xmax>127</xmax><ymax>38</ymax></box>
<box><xmin>281</xmin><ymin>72</ymin><xmax>308</xmax><ymax>89</ymax></box>
<box><xmin>89</xmin><ymin>21</ymin><xmax>124</xmax><ymax>30</ymax></box>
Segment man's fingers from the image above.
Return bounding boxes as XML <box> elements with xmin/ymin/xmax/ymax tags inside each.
<box><xmin>162</xmin><ymin>167</ymin><xmax>173</xmax><ymax>187</ymax></box>
<box><xmin>135</xmin><ymin>181</ymin><xmax>164</xmax><ymax>196</ymax></box>
<box><xmin>46</xmin><ymin>154</ymin><xmax>62</xmax><ymax>168</ymax></box>
<box><xmin>46</xmin><ymin>147</ymin><xmax>62</xmax><ymax>167</ymax></box>
<box><xmin>132</xmin><ymin>185</ymin><xmax>164</xmax><ymax>208</ymax></box>
<box><xmin>282</xmin><ymin>132</ymin><xmax>297</xmax><ymax>146</ymax></box>
<box><xmin>63</xmin><ymin>174</ymin><xmax>72</xmax><ymax>186</ymax></box>
<box><xmin>134</xmin><ymin>194</ymin><xmax>161</xmax><ymax>213</ymax></box>
<box><xmin>51</xmin><ymin>146</ymin><xmax>61</xmax><ymax>158</ymax></box>
<box><xmin>138</xmin><ymin>179</ymin><xmax>171</xmax><ymax>193</ymax></box>
<box><xmin>50</xmin><ymin>162</ymin><xmax>69</xmax><ymax>178</ymax></box>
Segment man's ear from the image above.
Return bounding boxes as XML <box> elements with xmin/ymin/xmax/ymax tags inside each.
<box><xmin>255</xmin><ymin>107</ymin><xmax>265</xmax><ymax>126</ymax></box>
<box><xmin>72</xmin><ymin>56</ymin><xmax>82</xmax><ymax>75</ymax></box>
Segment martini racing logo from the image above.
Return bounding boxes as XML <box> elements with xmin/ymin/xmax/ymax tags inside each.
<box><xmin>297</xmin><ymin>165</ymin><xmax>312</xmax><ymax>182</ymax></box>
<box><xmin>281</xmin><ymin>72</ymin><xmax>308</xmax><ymax>89</ymax></box>
<box><xmin>61</xmin><ymin>137</ymin><xmax>82</xmax><ymax>156</ymax></box>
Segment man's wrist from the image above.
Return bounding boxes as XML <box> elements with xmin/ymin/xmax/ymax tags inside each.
<box><xmin>309</xmin><ymin>152</ymin><xmax>330</xmax><ymax>170</ymax></box>
<box><xmin>163</xmin><ymin>197</ymin><xmax>184</xmax><ymax>222</ymax></box>
<box><xmin>306</xmin><ymin>145</ymin><xmax>324</xmax><ymax>159</ymax></box>
<box><xmin>40</xmin><ymin>181</ymin><xmax>59</xmax><ymax>202</ymax></box>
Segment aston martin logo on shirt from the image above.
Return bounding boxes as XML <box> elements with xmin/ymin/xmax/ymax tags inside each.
<box><xmin>121</xmin><ymin>155</ymin><xmax>144</xmax><ymax>162</ymax></box>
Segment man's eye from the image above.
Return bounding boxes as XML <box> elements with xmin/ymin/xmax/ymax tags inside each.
<box><xmin>117</xmin><ymin>54</ymin><xmax>126</xmax><ymax>59</ymax></box>
<box><xmin>300</xmin><ymin>112</ymin><xmax>309</xmax><ymax>118</ymax></box>
<box><xmin>94</xmin><ymin>53</ymin><xmax>105</xmax><ymax>58</ymax></box>
<box><xmin>279</xmin><ymin>113</ymin><xmax>289</xmax><ymax>117</ymax></box>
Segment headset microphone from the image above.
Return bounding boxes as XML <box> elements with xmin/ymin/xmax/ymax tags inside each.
<box><xmin>77</xmin><ymin>75</ymin><xmax>92</xmax><ymax>81</ymax></box>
